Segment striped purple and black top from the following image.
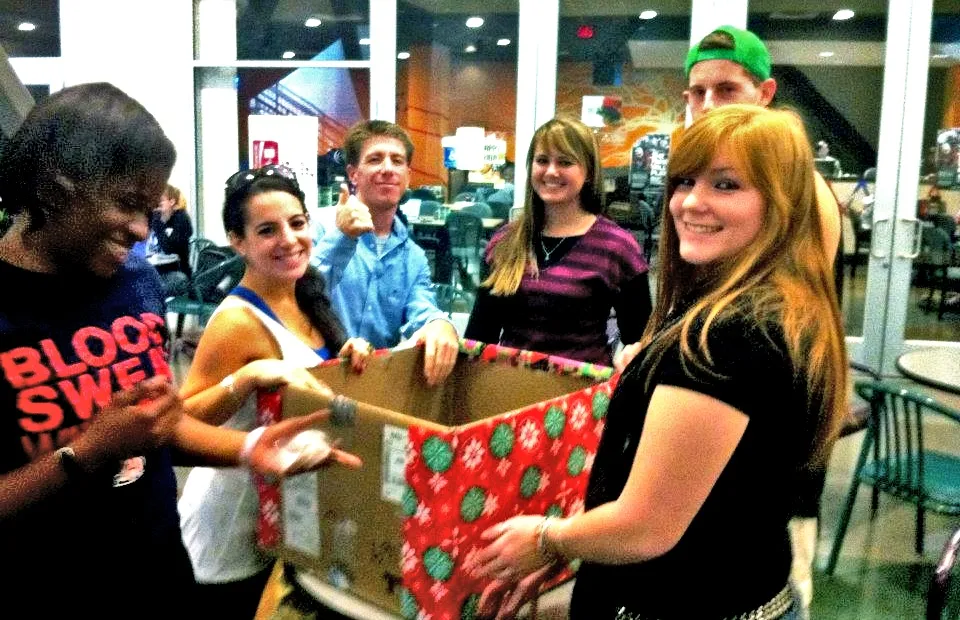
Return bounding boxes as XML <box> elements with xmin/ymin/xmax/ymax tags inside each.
<box><xmin>465</xmin><ymin>216</ymin><xmax>651</xmax><ymax>366</ymax></box>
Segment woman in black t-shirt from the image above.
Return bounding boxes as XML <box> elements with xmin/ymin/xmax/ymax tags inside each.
<box><xmin>468</xmin><ymin>105</ymin><xmax>847</xmax><ymax>619</ymax></box>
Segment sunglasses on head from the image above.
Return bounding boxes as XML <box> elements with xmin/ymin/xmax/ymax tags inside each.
<box><xmin>224</xmin><ymin>164</ymin><xmax>299</xmax><ymax>201</ymax></box>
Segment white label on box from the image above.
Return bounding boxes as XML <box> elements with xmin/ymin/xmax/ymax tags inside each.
<box><xmin>282</xmin><ymin>472</ymin><xmax>321</xmax><ymax>557</ymax></box>
<box><xmin>382</xmin><ymin>425</ymin><xmax>409</xmax><ymax>504</ymax></box>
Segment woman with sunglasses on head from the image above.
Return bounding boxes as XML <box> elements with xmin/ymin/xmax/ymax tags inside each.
<box><xmin>177</xmin><ymin>165</ymin><xmax>372</xmax><ymax>618</ymax></box>
<box><xmin>464</xmin><ymin>117</ymin><xmax>650</xmax><ymax>366</ymax></box>
<box><xmin>468</xmin><ymin>106</ymin><xmax>847</xmax><ymax>619</ymax></box>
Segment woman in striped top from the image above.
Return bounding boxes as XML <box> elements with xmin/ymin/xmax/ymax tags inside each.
<box><xmin>464</xmin><ymin>116</ymin><xmax>651</xmax><ymax>366</ymax></box>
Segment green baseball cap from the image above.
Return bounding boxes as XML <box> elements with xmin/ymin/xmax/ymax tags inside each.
<box><xmin>685</xmin><ymin>25</ymin><xmax>772</xmax><ymax>82</ymax></box>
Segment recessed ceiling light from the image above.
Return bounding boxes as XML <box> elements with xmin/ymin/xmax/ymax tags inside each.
<box><xmin>397</xmin><ymin>51</ymin><xmax>410</xmax><ymax>60</ymax></box>
<box><xmin>639</xmin><ymin>10</ymin><xmax>658</xmax><ymax>20</ymax></box>
<box><xmin>17</xmin><ymin>22</ymin><xmax>36</xmax><ymax>32</ymax></box>
<box><xmin>466</xmin><ymin>16</ymin><xmax>484</xmax><ymax>28</ymax></box>
<box><xmin>359</xmin><ymin>38</ymin><xmax>371</xmax><ymax>45</ymax></box>
<box><xmin>465</xmin><ymin>45</ymin><xmax>477</xmax><ymax>53</ymax></box>
<box><xmin>833</xmin><ymin>9</ymin><xmax>855</xmax><ymax>20</ymax></box>
<box><xmin>497</xmin><ymin>38</ymin><xmax>511</xmax><ymax>46</ymax></box>
<box><xmin>819</xmin><ymin>51</ymin><xmax>835</xmax><ymax>58</ymax></box>
<box><xmin>282</xmin><ymin>51</ymin><xmax>296</xmax><ymax>59</ymax></box>
<box><xmin>304</xmin><ymin>17</ymin><xmax>321</xmax><ymax>28</ymax></box>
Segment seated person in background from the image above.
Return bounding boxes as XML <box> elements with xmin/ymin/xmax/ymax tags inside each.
<box><xmin>465</xmin><ymin>117</ymin><xmax>651</xmax><ymax>366</ymax></box>
<box><xmin>151</xmin><ymin>184</ymin><xmax>193</xmax><ymax>296</ymax></box>
<box><xmin>178</xmin><ymin>164</ymin><xmax>370</xmax><ymax>619</ymax></box>
<box><xmin>312</xmin><ymin>120</ymin><xmax>459</xmax><ymax>386</ymax></box>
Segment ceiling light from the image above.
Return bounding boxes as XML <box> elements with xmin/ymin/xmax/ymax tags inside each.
<box><xmin>833</xmin><ymin>9</ymin><xmax>855</xmax><ymax>20</ymax></box>
<box><xmin>818</xmin><ymin>51</ymin><xmax>835</xmax><ymax>58</ymax></box>
<box><xmin>17</xmin><ymin>22</ymin><xmax>36</xmax><ymax>32</ymax></box>
<box><xmin>282</xmin><ymin>51</ymin><xmax>296</xmax><ymax>59</ymax></box>
<box><xmin>497</xmin><ymin>38</ymin><xmax>511</xmax><ymax>46</ymax></box>
<box><xmin>932</xmin><ymin>53</ymin><xmax>949</xmax><ymax>59</ymax></box>
<box><xmin>465</xmin><ymin>16</ymin><xmax>484</xmax><ymax>28</ymax></box>
<box><xmin>304</xmin><ymin>17</ymin><xmax>321</xmax><ymax>28</ymax></box>
<box><xmin>465</xmin><ymin>45</ymin><xmax>477</xmax><ymax>53</ymax></box>
<box><xmin>639</xmin><ymin>11</ymin><xmax>658</xmax><ymax>20</ymax></box>
<box><xmin>397</xmin><ymin>51</ymin><xmax>410</xmax><ymax>60</ymax></box>
<box><xmin>359</xmin><ymin>37</ymin><xmax>370</xmax><ymax>45</ymax></box>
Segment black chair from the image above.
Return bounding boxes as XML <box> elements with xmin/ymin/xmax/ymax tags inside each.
<box><xmin>927</xmin><ymin>526</ymin><xmax>960</xmax><ymax>619</ymax></box>
<box><xmin>487</xmin><ymin>198</ymin><xmax>512</xmax><ymax>221</ymax></box>
<box><xmin>411</xmin><ymin>187</ymin><xmax>438</xmax><ymax>201</ymax></box>
<box><xmin>825</xmin><ymin>380</ymin><xmax>960</xmax><ymax>575</ymax></box>
<box><xmin>446</xmin><ymin>211</ymin><xmax>485</xmax><ymax>287</ymax></box>
<box><xmin>462</xmin><ymin>202</ymin><xmax>492</xmax><ymax>218</ymax></box>
<box><xmin>166</xmin><ymin>246</ymin><xmax>244</xmax><ymax>357</ymax></box>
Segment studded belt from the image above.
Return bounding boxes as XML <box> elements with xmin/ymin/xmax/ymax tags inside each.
<box><xmin>613</xmin><ymin>583</ymin><xmax>794</xmax><ymax>620</ymax></box>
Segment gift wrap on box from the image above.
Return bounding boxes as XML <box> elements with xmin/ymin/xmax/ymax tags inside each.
<box><xmin>255</xmin><ymin>340</ymin><xmax>616</xmax><ymax>619</ymax></box>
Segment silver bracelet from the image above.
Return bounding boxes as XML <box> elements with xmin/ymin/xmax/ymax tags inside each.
<box><xmin>536</xmin><ymin>516</ymin><xmax>556</xmax><ymax>559</ymax></box>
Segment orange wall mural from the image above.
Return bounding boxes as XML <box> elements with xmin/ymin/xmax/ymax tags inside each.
<box><xmin>397</xmin><ymin>56</ymin><xmax>687</xmax><ymax>189</ymax></box>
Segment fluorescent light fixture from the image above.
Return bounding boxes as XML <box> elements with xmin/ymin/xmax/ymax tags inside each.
<box><xmin>17</xmin><ymin>22</ymin><xmax>36</xmax><ymax>31</ymax></box>
<box><xmin>359</xmin><ymin>37</ymin><xmax>371</xmax><ymax>45</ymax></box>
<box><xmin>833</xmin><ymin>9</ymin><xmax>855</xmax><ymax>20</ymax></box>
<box><xmin>282</xmin><ymin>51</ymin><xmax>296</xmax><ymax>59</ymax></box>
<box><xmin>304</xmin><ymin>17</ymin><xmax>321</xmax><ymax>28</ymax></box>
<box><xmin>638</xmin><ymin>10</ymin><xmax>658</xmax><ymax>20</ymax></box>
<box><xmin>818</xmin><ymin>51</ymin><xmax>835</xmax><ymax>58</ymax></box>
<box><xmin>497</xmin><ymin>38</ymin><xmax>511</xmax><ymax>46</ymax></box>
<box><xmin>466</xmin><ymin>16</ymin><xmax>484</xmax><ymax>28</ymax></box>
<box><xmin>465</xmin><ymin>45</ymin><xmax>477</xmax><ymax>53</ymax></box>
<box><xmin>932</xmin><ymin>54</ymin><xmax>949</xmax><ymax>59</ymax></box>
<box><xmin>397</xmin><ymin>51</ymin><xmax>411</xmax><ymax>60</ymax></box>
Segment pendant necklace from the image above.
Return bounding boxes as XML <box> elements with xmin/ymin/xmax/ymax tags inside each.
<box><xmin>540</xmin><ymin>234</ymin><xmax>567</xmax><ymax>263</ymax></box>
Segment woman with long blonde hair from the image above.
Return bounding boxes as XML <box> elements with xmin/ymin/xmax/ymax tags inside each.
<box><xmin>464</xmin><ymin>116</ymin><xmax>650</xmax><ymax>365</ymax></box>
<box><xmin>469</xmin><ymin>105</ymin><xmax>847</xmax><ymax>619</ymax></box>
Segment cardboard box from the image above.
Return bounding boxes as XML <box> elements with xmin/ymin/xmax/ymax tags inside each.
<box><xmin>256</xmin><ymin>341</ymin><xmax>615</xmax><ymax>619</ymax></box>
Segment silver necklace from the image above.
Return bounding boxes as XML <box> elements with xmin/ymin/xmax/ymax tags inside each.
<box><xmin>540</xmin><ymin>234</ymin><xmax>567</xmax><ymax>262</ymax></box>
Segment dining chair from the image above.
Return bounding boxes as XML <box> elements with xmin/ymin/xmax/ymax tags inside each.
<box><xmin>166</xmin><ymin>247</ymin><xmax>244</xmax><ymax>357</ymax></box>
<box><xmin>445</xmin><ymin>211</ymin><xmax>485</xmax><ymax>287</ymax></box>
<box><xmin>927</xmin><ymin>525</ymin><xmax>960</xmax><ymax>619</ymax></box>
<box><xmin>824</xmin><ymin>380</ymin><xmax>960</xmax><ymax>575</ymax></box>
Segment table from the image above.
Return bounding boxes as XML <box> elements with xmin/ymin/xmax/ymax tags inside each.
<box><xmin>896</xmin><ymin>348</ymin><xmax>960</xmax><ymax>394</ymax></box>
<box><xmin>407</xmin><ymin>215</ymin><xmax>504</xmax><ymax>230</ymax></box>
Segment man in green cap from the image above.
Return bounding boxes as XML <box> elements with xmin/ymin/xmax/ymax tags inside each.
<box><xmin>684</xmin><ymin>24</ymin><xmax>778</xmax><ymax>116</ymax></box>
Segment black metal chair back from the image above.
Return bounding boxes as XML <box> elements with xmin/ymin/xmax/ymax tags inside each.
<box><xmin>825</xmin><ymin>380</ymin><xmax>960</xmax><ymax>574</ymax></box>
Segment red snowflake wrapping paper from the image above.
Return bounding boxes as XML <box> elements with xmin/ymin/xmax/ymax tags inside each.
<box><xmin>398</xmin><ymin>341</ymin><xmax>618</xmax><ymax>620</ymax></box>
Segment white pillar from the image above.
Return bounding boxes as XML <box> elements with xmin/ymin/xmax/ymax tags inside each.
<box><xmin>369</xmin><ymin>0</ymin><xmax>397</xmax><ymax>122</ymax></box>
<box><xmin>196</xmin><ymin>0</ymin><xmax>240</xmax><ymax>244</ymax></box>
<box><xmin>59</xmin><ymin>0</ymin><xmax>195</xmax><ymax>197</ymax></box>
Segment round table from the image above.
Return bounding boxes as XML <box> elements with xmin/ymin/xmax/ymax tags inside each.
<box><xmin>896</xmin><ymin>348</ymin><xmax>960</xmax><ymax>394</ymax></box>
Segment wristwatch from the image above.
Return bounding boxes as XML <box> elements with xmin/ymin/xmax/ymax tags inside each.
<box><xmin>55</xmin><ymin>446</ymin><xmax>86</xmax><ymax>479</ymax></box>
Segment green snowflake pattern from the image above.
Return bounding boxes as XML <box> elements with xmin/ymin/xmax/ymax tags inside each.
<box><xmin>592</xmin><ymin>391</ymin><xmax>610</xmax><ymax>419</ymax></box>
<box><xmin>543</xmin><ymin>405</ymin><xmax>566</xmax><ymax>439</ymax></box>
<box><xmin>520</xmin><ymin>466</ymin><xmax>542</xmax><ymax>498</ymax></box>
<box><xmin>423</xmin><ymin>546</ymin><xmax>455</xmax><ymax>581</ymax></box>
<box><xmin>567</xmin><ymin>445</ymin><xmax>587</xmax><ymax>476</ymax></box>
<box><xmin>461</xmin><ymin>593</ymin><xmax>481</xmax><ymax>620</ymax></box>
<box><xmin>546</xmin><ymin>503</ymin><xmax>563</xmax><ymax>518</ymax></box>
<box><xmin>489</xmin><ymin>422</ymin><xmax>514</xmax><ymax>459</ymax></box>
<box><xmin>401</xmin><ymin>486</ymin><xmax>418</xmax><ymax>517</ymax></box>
<box><xmin>398</xmin><ymin>586</ymin><xmax>418</xmax><ymax>620</ymax></box>
<box><xmin>422</xmin><ymin>436</ymin><xmax>454</xmax><ymax>473</ymax></box>
<box><xmin>460</xmin><ymin>486</ymin><xmax>487</xmax><ymax>522</ymax></box>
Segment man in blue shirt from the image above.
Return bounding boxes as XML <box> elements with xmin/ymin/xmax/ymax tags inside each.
<box><xmin>313</xmin><ymin>120</ymin><xmax>458</xmax><ymax>386</ymax></box>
